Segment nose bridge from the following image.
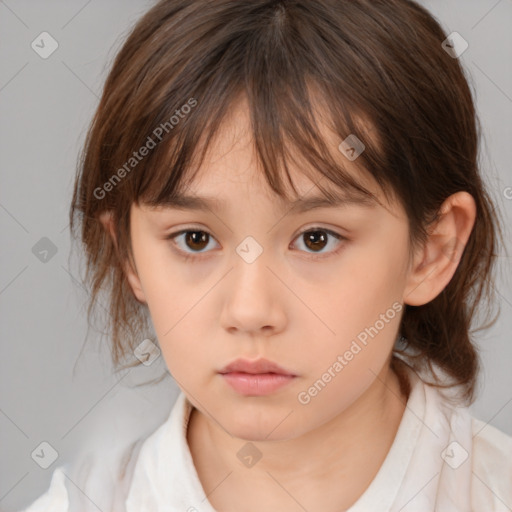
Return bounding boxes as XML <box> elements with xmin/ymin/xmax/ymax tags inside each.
<box><xmin>219</xmin><ymin>232</ymin><xmax>286</xmax><ymax>333</ymax></box>
<box><xmin>232</xmin><ymin>233</ymin><xmax>275</xmax><ymax>296</ymax></box>
<box><xmin>226</xmin><ymin>197</ymin><xmax>289</xmax><ymax>295</ymax></box>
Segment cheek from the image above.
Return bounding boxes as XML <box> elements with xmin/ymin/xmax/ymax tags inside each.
<box><xmin>321</xmin><ymin>248</ymin><xmax>403</xmax><ymax>332</ymax></box>
<box><xmin>301</xmin><ymin>240</ymin><xmax>405</xmax><ymax>376</ymax></box>
<box><xmin>133</xmin><ymin>238</ymin><xmax>185</xmax><ymax>307</ymax></box>
<box><xmin>132</xmin><ymin>243</ymin><xmax>216</xmax><ymax>372</ymax></box>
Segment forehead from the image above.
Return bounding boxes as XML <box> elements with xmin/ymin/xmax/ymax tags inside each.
<box><xmin>186</xmin><ymin>101</ymin><xmax>381</xmax><ymax>199</ymax></box>
<box><xmin>140</xmin><ymin>93</ymin><xmax>398</xmax><ymax>218</ymax></box>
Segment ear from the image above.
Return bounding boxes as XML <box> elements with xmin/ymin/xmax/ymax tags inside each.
<box><xmin>98</xmin><ymin>211</ymin><xmax>147</xmax><ymax>305</ymax></box>
<box><xmin>403</xmin><ymin>191</ymin><xmax>476</xmax><ymax>306</ymax></box>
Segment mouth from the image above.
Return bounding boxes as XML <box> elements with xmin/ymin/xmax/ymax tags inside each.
<box><xmin>218</xmin><ymin>358</ymin><xmax>297</xmax><ymax>396</ymax></box>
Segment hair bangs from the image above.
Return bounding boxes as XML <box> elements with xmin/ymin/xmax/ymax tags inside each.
<box><xmin>130</xmin><ymin>86</ymin><xmax>388</xmax><ymax>216</ymax></box>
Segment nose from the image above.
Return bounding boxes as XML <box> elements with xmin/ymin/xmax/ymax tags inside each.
<box><xmin>219</xmin><ymin>249</ymin><xmax>287</xmax><ymax>336</ymax></box>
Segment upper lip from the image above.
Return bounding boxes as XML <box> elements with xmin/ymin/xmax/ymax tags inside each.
<box><xmin>219</xmin><ymin>358</ymin><xmax>295</xmax><ymax>376</ymax></box>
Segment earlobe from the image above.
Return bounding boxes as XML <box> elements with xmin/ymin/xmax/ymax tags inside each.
<box><xmin>403</xmin><ymin>191</ymin><xmax>476</xmax><ymax>306</ymax></box>
<box><xmin>98</xmin><ymin>210</ymin><xmax>148</xmax><ymax>305</ymax></box>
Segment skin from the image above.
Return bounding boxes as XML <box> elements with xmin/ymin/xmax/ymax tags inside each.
<box><xmin>101</xmin><ymin>99</ymin><xmax>476</xmax><ymax>511</ymax></box>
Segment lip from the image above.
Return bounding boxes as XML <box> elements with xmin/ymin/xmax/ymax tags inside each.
<box><xmin>221</xmin><ymin>372</ymin><xmax>295</xmax><ymax>396</ymax></box>
<box><xmin>219</xmin><ymin>358</ymin><xmax>295</xmax><ymax>376</ymax></box>
<box><xmin>219</xmin><ymin>358</ymin><xmax>297</xmax><ymax>396</ymax></box>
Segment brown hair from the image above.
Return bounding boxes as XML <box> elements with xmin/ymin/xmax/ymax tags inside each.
<box><xmin>69</xmin><ymin>0</ymin><xmax>506</xmax><ymax>404</ymax></box>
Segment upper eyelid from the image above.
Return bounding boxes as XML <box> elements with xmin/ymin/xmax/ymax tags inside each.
<box><xmin>167</xmin><ymin>224</ymin><xmax>345</xmax><ymax>239</ymax></box>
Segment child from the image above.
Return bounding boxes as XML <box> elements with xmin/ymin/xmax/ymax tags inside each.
<box><xmin>20</xmin><ymin>0</ymin><xmax>512</xmax><ymax>510</ymax></box>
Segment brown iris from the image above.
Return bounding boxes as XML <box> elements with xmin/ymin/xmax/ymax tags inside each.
<box><xmin>185</xmin><ymin>231</ymin><xmax>209</xmax><ymax>251</ymax></box>
<box><xmin>303</xmin><ymin>230</ymin><xmax>328</xmax><ymax>252</ymax></box>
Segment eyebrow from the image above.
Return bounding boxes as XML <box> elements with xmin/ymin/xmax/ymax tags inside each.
<box><xmin>155</xmin><ymin>192</ymin><xmax>378</xmax><ymax>214</ymax></box>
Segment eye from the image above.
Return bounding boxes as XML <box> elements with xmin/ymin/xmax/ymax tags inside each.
<box><xmin>291</xmin><ymin>227</ymin><xmax>346</xmax><ymax>259</ymax></box>
<box><xmin>166</xmin><ymin>228</ymin><xmax>219</xmax><ymax>259</ymax></box>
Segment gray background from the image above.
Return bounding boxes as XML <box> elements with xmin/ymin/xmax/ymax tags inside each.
<box><xmin>1</xmin><ymin>1</ymin><xmax>511</xmax><ymax>510</ymax></box>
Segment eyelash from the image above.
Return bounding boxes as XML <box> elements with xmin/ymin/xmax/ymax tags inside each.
<box><xmin>165</xmin><ymin>226</ymin><xmax>347</xmax><ymax>262</ymax></box>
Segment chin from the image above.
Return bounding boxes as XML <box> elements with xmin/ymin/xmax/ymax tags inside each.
<box><xmin>232</xmin><ymin>427</ymin><xmax>295</xmax><ymax>443</ymax></box>
<box><xmin>226</xmin><ymin>411</ymin><xmax>302</xmax><ymax>443</ymax></box>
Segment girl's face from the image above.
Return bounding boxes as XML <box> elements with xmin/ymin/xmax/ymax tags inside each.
<box><xmin>125</xmin><ymin>102</ymin><xmax>416</xmax><ymax>441</ymax></box>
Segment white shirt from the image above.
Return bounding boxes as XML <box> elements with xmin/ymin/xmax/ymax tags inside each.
<box><xmin>20</xmin><ymin>365</ymin><xmax>512</xmax><ymax>512</ymax></box>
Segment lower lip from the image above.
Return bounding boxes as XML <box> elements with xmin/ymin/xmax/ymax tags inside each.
<box><xmin>220</xmin><ymin>372</ymin><xmax>295</xmax><ymax>396</ymax></box>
